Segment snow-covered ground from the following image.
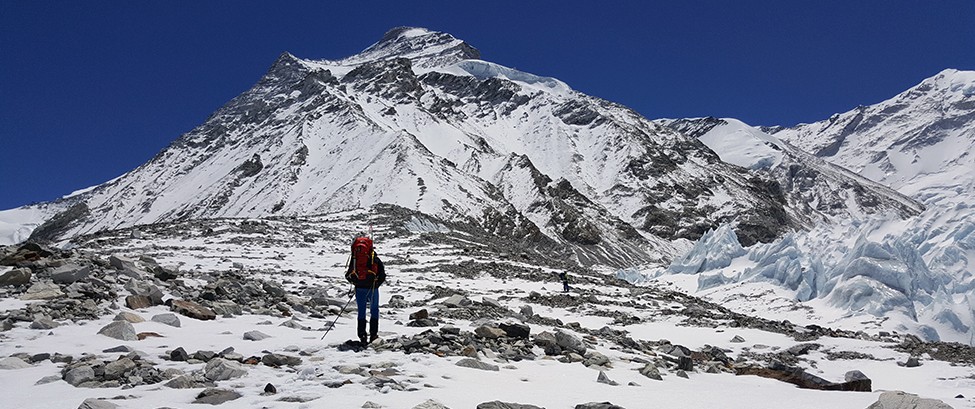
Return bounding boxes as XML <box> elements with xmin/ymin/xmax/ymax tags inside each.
<box><xmin>2</xmin><ymin>211</ymin><xmax>972</xmax><ymax>408</ymax></box>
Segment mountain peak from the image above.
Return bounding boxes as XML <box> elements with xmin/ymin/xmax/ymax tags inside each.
<box><xmin>342</xmin><ymin>26</ymin><xmax>480</xmax><ymax>68</ymax></box>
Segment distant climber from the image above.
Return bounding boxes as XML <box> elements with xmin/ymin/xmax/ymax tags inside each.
<box><xmin>558</xmin><ymin>272</ymin><xmax>570</xmax><ymax>292</ymax></box>
<box><xmin>344</xmin><ymin>234</ymin><xmax>386</xmax><ymax>344</ymax></box>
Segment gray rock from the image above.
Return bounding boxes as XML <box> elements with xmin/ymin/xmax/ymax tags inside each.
<box><xmin>477</xmin><ymin>402</ymin><xmax>545</xmax><ymax>409</ymax></box>
<box><xmin>102</xmin><ymin>346</ymin><xmax>133</xmax><ymax>353</ymax></box>
<box><xmin>113</xmin><ymin>312</ymin><xmax>145</xmax><ymax>323</ymax></box>
<box><xmin>109</xmin><ymin>255</ymin><xmax>145</xmax><ymax>278</ymax></box>
<box><xmin>243</xmin><ymin>330</ymin><xmax>271</xmax><ymax>341</ymax></box>
<box><xmin>65</xmin><ymin>365</ymin><xmax>96</xmax><ymax>386</ymax></box>
<box><xmin>20</xmin><ymin>282</ymin><xmax>64</xmax><ymax>300</ymax></box>
<box><xmin>262</xmin><ymin>282</ymin><xmax>286</xmax><ymax>297</ymax></box>
<box><xmin>574</xmin><ymin>403</ymin><xmax>626</xmax><ymax>409</ymax></box>
<box><xmin>78</xmin><ymin>398</ymin><xmax>119</xmax><ymax>409</ymax></box>
<box><xmin>50</xmin><ymin>264</ymin><xmax>91</xmax><ymax>284</ymax></box>
<box><xmin>730</xmin><ymin>335</ymin><xmax>746</xmax><ymax>343</ymax></box>
<box><xmin>30</xmin><ymin>317</ymin><xmax>60</xmax><ymax>330</ymax></box>
<box><xmin>35</xmin><ymin>375</ymin><xmax>62</xmax><ymax>385</ymax></box>
<box><xmin>584</xmin><ymin>351</ymin><xmax>610</xmax><ymax>367</ymax></box>
<box><xmin>150</xmin><ymin>313</ymin><xmax>181</xmax><ymax>327</ymax></box>
<box><xmin>0</xmin><ymin>268</ymin><xmax>31</xmax><ymax>286</ymax></box>
<box><xmin>475</xmin><ymin>325</ymin><xmax>506</xmax><ymax>339</ymax></box>
<box><xmin>639</xmin><ymin>363</ymin><xmax>662</xmax><ymax>381</ymax></box>
<box><xmin>97</xmin><ymin>321</ymin><xmax>137</xmax><ymax>341</ymax></box>
<box><xmin>866</xmin><ymin>390</ymin><xmax>954</xmax><ymax>409</ymax></box>
<box><xmin>124</xmin><ymin>279</ymin><xmax>164</xmax><ymax>304</ymax></box>
<box><xmin>204</xmin><ymin>358</ymin><xmax>248</xmax><ymax>381</ymax></box>
<box><xmin>442</xmin><ymin>295</ymin><xmax>472</xmax><ymax>308</ymax></box>
<box><xmin>211</xmin><ymin>301</ymin><xmax>243</xmax><ymax>316</ymax></box>
<box><xmin>194</xmin><ymin>388</ymin><xmax>242</xmax><ymax>405</ymax></box>
<box><xmin>412</xmin><ymin>399</ymin><xmax>451</xmax><ymax>409</ymax></box>
<box><xmin>676</xmin><ymin>370</ymin><xmax>689</xmax><ymax>379</ymax></box>
<box><xmin>103</xmin><ymin>358</ymin><xmax>137</xmax><ymax>380</ymax></box>
<box><xmin>555</xmin><ymin>330</ymin><xmax>587</xmax><ymax>354</ymax></box>
<box><xmin>904</xmin><ymin>357</ymin><xmax>921</xmax><ymax>368</ymax></box>
<box><xmin>0</xmin><ymin>356</ymin><xmax>31</xmax><ymax>369</ymax></box>
<box><xmin>519</xmin><ymin>305</ymin><xmax>533</xmax><ymax>317</ymax></box>
<box><xmin>455</xmin><ymin>358</ymin><xmax>499</xmax><ymax>371</ymax></box>
<box><xmin>170</xmin><ymin>347</ymin><xmax>190</xmax><ymax>361</ymax></box>
<box><xmin>597</xmin><ymin>370</ymin><xmax>619</xmax><ymax>386</ymax></box>
<box><xmin>279</xmin><ymin>319</ymin><xmax>311</xmax><ymax>331</ymax></box>
<box><xmin>262</xmin><ymin>353</ymin><xmax>301</xmax><ymax>367</ymax></box>
<box><xmin>481</xmin><ymin>297</ymin><xmax>502</xmax><ymax>308</ymax></box>
<box><xmin>165</xmin><ymin>375</ymin><xmax>201</xmax><ymax>389</ymax></box>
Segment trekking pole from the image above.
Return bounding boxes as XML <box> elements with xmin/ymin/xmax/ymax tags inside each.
<box><xmin>321</xmin><ymin>288</ymin><xmax>355</xmax><ymax>340</ymax></box>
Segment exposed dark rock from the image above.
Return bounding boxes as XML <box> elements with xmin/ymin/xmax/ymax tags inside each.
<box><xmin>193</xmin><ymin>388</ymin><xmax>242</xmax><ymax>405</ymax></box>
<box><xmin>170</xmin><ymin>300</ymin><xmax>216</xmax><ymax>321</ymax></box>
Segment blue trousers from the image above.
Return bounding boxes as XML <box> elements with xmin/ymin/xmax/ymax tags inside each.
<box><xmin>355</xmin><ymin>287</ymin><xmax>380</xmax><ymax>321</ymax></box>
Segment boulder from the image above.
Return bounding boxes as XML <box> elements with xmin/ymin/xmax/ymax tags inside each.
<box><xmin>114</xmin><ymin>312</ymin><xmax>145</xmax><ymax>323</ymax></box>
<box><xmin>412</xmin><ymin>399</ymin><xmax>452</xmax><ymax>409</ymax></box>
<box><xmin>866</xmin><ymin>390</ymin><xmax>953</xmax><ymax>409</ymax></box>
<box><xmin>204</xmin><ymin>358</ymin><xmax>248</xmax><ymax>381</ymax></box>
<box><xmin>103</xmin><ymin>358</ymin><xmax>137</xmax><ymax>380</ymax></box>
<box><xmin>639</xmin><ymin>363</ymin><xmax>662</xmax><ymax>381</ymax></box>
<box><xmin>97</xmin><ymin>321</ymin><xmax>137</xmax><ymax>341</ymax></box>
<box><xmin>210</xmin><ymin>301</ymin><xmax>243</xmax><ymax>316</ymax></box>
<box><xmin>50</xmin><ymin>264</ymin><xmax>91</xmax><ymax>284</ymax></box>
<box><xmin>165</xmin><ymin>375</ymin><xmax>201</xmax><ymax>389</ymax></box>
<box><xmin>125</xmin><ymin>295</ymin><xmax>153</xmax><ymax>309</ymax></box>
<box><xmin>477</xmin><ymin>402</ymin><xmax>545</xmax><ymax>409</ymax></box>
<box><xmin>442</xmin><ymin>294</ymin><xmax>472</xmax><ymax>308</ymax></box>
<box><xmin>409</xmin><ymin>309</ymin><xmax>429</xmax><ymax>320</ymax></box>
<box><xmin>475</xmin><ymin>326</ymin><xmax>506</xmax><ymax>339</ymax></box>
<box><xmin>574</xmin><ymin>403</ymin><xmax>626</xmax><ymax>409</ymax></box>
<box><xmin>0</xmin><ymin>268</ymin><xmax>31</xmax><ymax>286</ymax></box>
<box><xmin>481</xmin><ymin>297</ymin><xmax>502</xmax><ymax>308</ymax></box>
<box><xmin>194</xmin><ymin>388</ymin><xmax>242</xmax><ymax>405</ymax></box>
<box><xmin>555</xmin><ymin>330</ymin><xmax>587</xmax><ymax>354</ymax></box>
<box><xmin>499</xmin><ymin>322</ymin><xmax>530</xmax><ymax>339</ymax></box>
<box><xmin>243</xmin><ymin>330</ymin><xmax>271</xmax><ymax>341</ymax></box>
<box><xmin>20</xmin><ymin>282</ymin><xmax>64</xmax><ymax>300</ymax></box>
<box><xmin>65</xmin><ymin>365</ymin><xmax>96</xmax><ymax>386</ymax></box>
<box><xmin>78</xmin><ymin>398</ymin><xmax>119</xmax><ymax>409</ymax></box>
<box><xmin>171</xmin><ymin>300</ymin><xmax>216</xmax><ymax>320</ymax></box>
<box><xmin>262</xmin><ymin>353</ymin><xmax>301</xmax><ymax>367</ymax></box>
<box><xmin>597</xmin><ymin>370</ymin><xmax>619</xmax><ymax>386</ymax></box>
<box><xmin>151</xmin><ymin>313</ymin><xmax>181</xmax><ymax>327</ymax></box>
<box><xmin>170</xmin><ymin>347</ymin><xmax>190</xmax><ymax>362</ymax></box>
<box><xmin>455</xmin><ymin>358</ymin><xmax>499</xmax><ymax>371</ymax></box>
<box><xmin>30</xmin><ymin>317</ymin><xmax>60</xmax><ymax>330</ymax></box>
<box><xmin>0</xmin><ymin>356</ymin><xmax>32</xmax><ymax>370</ymax></box>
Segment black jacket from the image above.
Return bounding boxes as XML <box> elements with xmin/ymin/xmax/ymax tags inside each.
<box><xmin>345</xmin><ymin>253</ymin><xmax>386</xmax><ymax>289</ymax></box>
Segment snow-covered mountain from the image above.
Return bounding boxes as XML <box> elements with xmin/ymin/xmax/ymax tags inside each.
<box><xmin>649</xmin><ymin>71</ymin><xmax>975</xmax><ymax>343</ymax></box>
<box><xmin>0</xmin><ymin>26</ymin><xmax>905</xmax><ymax>268</ymax></box>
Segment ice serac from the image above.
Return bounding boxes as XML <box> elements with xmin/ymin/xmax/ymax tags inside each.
<box><xmin>657</xmin><ymin>70</ymin><xmax>975</xmax><ymax>342</ymax></box>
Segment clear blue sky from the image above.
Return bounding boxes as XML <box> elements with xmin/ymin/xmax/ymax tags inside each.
<box><xmin>2</xmin><ymin>1</ymin><xmax>973</xmax><ymax>210</ymax></box>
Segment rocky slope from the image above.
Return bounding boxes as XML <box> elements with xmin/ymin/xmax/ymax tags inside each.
<box><xmin>1</xmin><ymin>211</ymin><xmax>972</xmax><ymax>408</ymax></box>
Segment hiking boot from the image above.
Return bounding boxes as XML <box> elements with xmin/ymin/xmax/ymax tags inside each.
<box><xmin>369</xmin><ymin>319</ymin><xmax>379</xmax><ymax>343</ymax></box>
<box><xmin>357</xmin><ymin>319</ymin><xmax>367</xmax><ymax>343</ymax></box>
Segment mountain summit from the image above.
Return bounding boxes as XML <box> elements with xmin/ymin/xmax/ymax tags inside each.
<box><xmin>0</xmin><ymin>28</ymin><xmax>918</xmax><ymax>269</ymax></box>
<box><xmin>340</xmin><ymin>26</ymin><xmax>480</xmax><ymax>68</ymax></box>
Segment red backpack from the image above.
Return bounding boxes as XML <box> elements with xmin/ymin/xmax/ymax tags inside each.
<box><xmin>351</xmin><ymin>237</ymin><xmax>375</xmax><ymax>280</ymax></box>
